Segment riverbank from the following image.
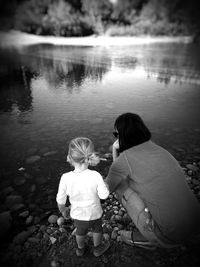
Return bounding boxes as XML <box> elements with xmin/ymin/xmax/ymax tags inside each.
<box><xmin>0</xmin><ymin>151</ymin><xmax>200</xmax><ymax>267</ymax></box>
<box><xmin>0</xmin><ymin>30</ymin><xmax>193</xmax><ymax>48</ymax></box>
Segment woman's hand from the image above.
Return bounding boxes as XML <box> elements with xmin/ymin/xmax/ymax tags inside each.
<box><xmin>113</xmin><ymin>139</ymin><xmax>119</xmax><ymax>150</ymax></box>
<box><xmin>112</xmin><ymin>139</ymin><xmax>119</xmax><ymax>161</ymax></box>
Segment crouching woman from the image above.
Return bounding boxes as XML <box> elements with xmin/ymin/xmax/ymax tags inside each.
<box><xmin>105</xmin><ymin>113</ymin><xmax>200</xmax><ymax>249</ymax></box>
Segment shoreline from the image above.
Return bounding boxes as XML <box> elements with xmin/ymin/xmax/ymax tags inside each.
<box><xmin>0</xmin><ymin>30</ymin><xmax>193</xmax><ymax>48</ymax></box>
<box><xmin>0</xmin><ymin>157</ymin><xmax>200</xmax><ymax>266</ymax></box>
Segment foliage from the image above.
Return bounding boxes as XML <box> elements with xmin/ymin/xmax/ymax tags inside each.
<box><xmin>81</xmin><ymin>0</ymin><xmax>112</xmax><ymax>35</ymax></box>
<box><xmin>1</xmin><ymin>0</ymin><xmax>200</xmax><ymax>36</ymax></box>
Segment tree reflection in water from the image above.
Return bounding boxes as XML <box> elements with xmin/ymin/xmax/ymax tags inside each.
<box><xmin>0</xmin><ymin>44</ymin><xmax>112</xmax><ymax>112</ymax></box>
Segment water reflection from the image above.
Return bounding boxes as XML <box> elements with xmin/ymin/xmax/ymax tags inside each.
<box><xmin>0</xmin><ymin>42</ymin><xmax>200</xmax><ymax>168</ymax></box>
<box><xmin>0</xmin><ymin>45</ymin><xmax>112</xmax><ymax>112</ymax></box>
<box><xmin>0</xmin><ymin>65</ymin><xmax>33</xmax><ymax>112</ymax></box>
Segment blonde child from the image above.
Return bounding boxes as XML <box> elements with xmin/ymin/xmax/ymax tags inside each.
<box><xmin>56</xmin><ymin>137</ymin><xmax>110</xmax><ymax>257</ymax></box>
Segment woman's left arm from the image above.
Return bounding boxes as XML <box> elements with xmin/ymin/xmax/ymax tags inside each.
<box><xmin>105</xmin><ymin>155</ymin><xmax>128</xmax><ymax>193</ymax></box>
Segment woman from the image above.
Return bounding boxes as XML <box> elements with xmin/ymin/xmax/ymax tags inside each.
<box><xmin>105</xmin><ymin>113</ymin><xmax>200</xmax><ymax>249</ymax></box>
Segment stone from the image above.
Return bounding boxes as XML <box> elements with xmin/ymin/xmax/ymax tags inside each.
<box><xmin>186</xmin><ymin>164</ymin><xmax>199</xmax><ymax>172</ymax></box>
<box><xmin>87</xmin><ymin>231</ymin><xmax>93</xmax><ymax>237</ymax></box>
<box><xmin>2</xmin><ymin>186</ymin><xmax>14</xmax><ymax>195</ymax></box>
<box><xmin>118</xmin><ymin>210</ymin><xmax>124</xmax><ymax>216</ymax></box>
<box><xmin>28</xmin><ymin>237</ymin><xmax>40</xmax><ymax>243</ymax></box>
<box><xmin>10</xmin><ymin>203</ymin><xmax>25</xmax><ymax>212</ymax></box>
<box><xmin>14</xmin><ymin>177</ymin><xmax>26</xmax><ymax>186</ymax></box>
<box><xmin>19</xmin><ymin>211</ymin><xmax>29</xmax><ymax>218</ymax></box>
<box><xmin>29</xmin><ymin>204</ymin><xmax>37</xmax><ymax>211</ymax></box>
<box><xmin>26</xmin><ymin>216</ymin><xmax>33</xmax><ymax>225</ymax></box>
<box><xmin>39</xmin><ymin>225</ymin><xmax>47</xmax><ymax>232</ymax></box>
<box><xmin>48</xmin><ymin>215</ymin><xmax>58</xmax><ymax>224</ymax></box>
<box><xmin>27</xmin><ymin>225</ymin><xmax>37</xmax><ymax>235</ymax></box>
<box><xmin>43</xmin><ymin>151</ymin><xmax>58</xmax><ymax>157</ymax></box>
<box><xmin>13</xmin><ymin>231</ymin><xmax>30</xmax><ymax>244</ymax></box>
<box><xmin>115</xmin><ymin>215</ymin><xmax>122</xmax><ymax>222</ymax></box>
<box><xmin>5</xmin><ymin>195</ymin><xmax>23</xmax><ymax>209</ymax></box>
<box><xmin>33</xmin><ymin>216</ymin><xmax>40</xmax><ymax>224</ymax></box>
<box><xmin>103</xmin><ymin>233</ymin><xmax>110</xmax><ymax>241</ymax></box>
<box><xmin>18</xmin><ymin>167</ymin><xmax>25</xmax><ymax>171</ymax></box>
<box><xmin>57</xmin><ymin>217</ymin><xmax>65</xmax><ymax>226</ymax></box>
<box><xmin>188</xmin><ymin>170</ymin><xmax>193</xmax><ymax>176</ymax></box>
<box><xmin>26</xmin><ymin>155</ymin><xmax>41</xmax><ymax>164</ymax></box>
<box><xmin>192</xmin><ymin>179</ymin><xmax>200</xmax><ymax>186</ymax></box>
<box><xmin>51</xmin><ymin>260</ymin><xmax>60</xmax><ymax>267</ymax></box>
<box><xmin>117</xmin><ymin>235</ymin><xmax>122</xmax><ymax>242</ymax></box>
<box><xmin>30</xmin><ymin>184</ymin><xmax>36</xmax><ymax>192</ymax></box>
<box><xmin>49</xmin><ymin>236</ymin><xmax>57</xmax><ymax>244</ymax></box>
<box><xmin>26</xmin><ymin>155</ymin><xmax>40</xmax><ymax>164</ymax></box>
<box><xmin>111</xmin><ymin>230</ymin><xmax>118</xmax><ymax>240</ymax></box>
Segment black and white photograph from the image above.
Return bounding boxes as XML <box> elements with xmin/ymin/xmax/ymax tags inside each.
<box><xmin>0</xmin><ymin>1</ymin><xmax>200</xmax><ymax>266</ymax></box>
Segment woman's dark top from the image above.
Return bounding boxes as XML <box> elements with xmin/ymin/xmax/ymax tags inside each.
<box><xmin>106</xmin><ymin>141</ymin><xmax>200</xmax><ymax>242</ymax></box>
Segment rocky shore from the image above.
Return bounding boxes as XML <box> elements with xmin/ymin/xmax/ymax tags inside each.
<box><xmin>0</xmin><ymin>151</ymin><xmax>200</xmax><ymax>267</ymax></box>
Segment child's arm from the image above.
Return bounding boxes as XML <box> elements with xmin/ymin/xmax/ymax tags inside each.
<box><xmin>56</xmin><ymin>175</ymin><xmax>70</xmax><ymax>219</ymax></box>
<box><xmin>57</xmin><ymin>203</ymin><xmax>70</xmax><ymax>219</ymax></box>
<box><xmin>97</xmin><ymin>174</ymin><xmax>110</xmax><ymax>199</ymax></box>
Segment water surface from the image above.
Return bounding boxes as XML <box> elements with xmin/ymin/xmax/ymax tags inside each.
<box><xmin>0</xmin><ymin>42</ymin><xmax>200</xmax><ymax>173</ymax></box>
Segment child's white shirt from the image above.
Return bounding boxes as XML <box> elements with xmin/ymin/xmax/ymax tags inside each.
<box><xmin>56</xmin><ymin>169</ymin><xmax>109</xmax><ymax>220</ymax></box>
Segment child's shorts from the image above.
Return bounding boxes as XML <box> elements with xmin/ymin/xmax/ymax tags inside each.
<box><xmin>74</xmin><ymin>218</ymin><xmax>102</xmax><ymax>236</ymax></box>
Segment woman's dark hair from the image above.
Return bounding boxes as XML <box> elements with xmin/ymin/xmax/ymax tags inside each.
<box><xmin>114</xmin><ymin>113</ymin><xmax>151</xmax><ymax>153</ymax></box>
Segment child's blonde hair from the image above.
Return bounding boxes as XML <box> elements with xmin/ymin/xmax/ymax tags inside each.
<box><xmin>67</xmin><ymin>137</ymin><xmax>99</xmax><ymax>166</ymax></box>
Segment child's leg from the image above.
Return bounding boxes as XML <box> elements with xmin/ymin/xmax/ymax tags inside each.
<box><xmin>74</xmin><ymin>220</ymin><xmax>89</xmax><ymax>257</ymax></box>
<box><xmin>93</xmin><ymin>231</ymin><xmax>110</xmax><ymax>257</ymax></box>
<box><xmin>74</xmin><ymin>219</ymin><xmax>89</xmax><ymax>248</ymax></box>
<box><xmin>76</xmin><ymin>234</ymin><xmax>85</xmax><ymax>249</ymax></box>
<box><xmin>91</xmin><ymin>218</ymin><xmax>110</xmax><ymax>257</ymax></box>
<box><xmin>93</xmin><ymin>232</ymin><xmax>102</xmax><ymax>247</ymax></box>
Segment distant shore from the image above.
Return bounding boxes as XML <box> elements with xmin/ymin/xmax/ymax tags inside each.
<box><xmin>0</xmin><ymin>30</ymin><xmax>193</xmax><ymax>48</ymax></box>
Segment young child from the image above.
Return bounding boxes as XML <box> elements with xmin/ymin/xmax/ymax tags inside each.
<box><xmin>56</xmin><ymin>137</ymin><xmax>110</xmax><ymax>257</ymax></box>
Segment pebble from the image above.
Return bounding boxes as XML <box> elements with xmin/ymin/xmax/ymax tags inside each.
<box><xmin>111</xmin><ymin>230</ymin><xmax>118</xmax><ymax>240</ymax></box>
<box><xmin>13</xmin><ymin>231</ymin><xmax>30</xmax><ymax>244</ymax></box>
<box><xmin>57</xmin><ymin>217</ymin><xmax>65</xmax><ymax>226</ymax></box>
<box><xmin>30</xmin><ymin>184</ymin><xmax>36</xmax><ymax>192</ymax></box>
<box><xmin>48</xmin><ymin>215</ymin><xmax>58</xmax><ymax>224</ymax></box>
<box><xmin>26</xmin><ymin>215</ymin><xmax>33</xmax><ymax>225</ymax></box>
<box><xmin>19</xmin><ymin>211</ymin><xmax>29</xmax><ymax>218</ymax></box>
<box><xmin>28</xmin><ymin>237</ymin><xmax>40</xmax><ymax>243</ymax></box>
<box><xmin>51</xmin><ymin>260</ymin><xmax>60</xmax><ymax>267</ymax></box>
<box><xmin>26</xmin><ymin>155</ymin><xmax>41</xmax><ymax>164</ymax></box>
<box><xmin>2</xmin><ymin>186</ymin><xmax>14</xmax><ymax>195</ymax></box>
<box><xmin>1</xmin><ymin>159</ymin><xmax>199</xmax><ymax>266</ymax></box>
<box><xmin>43</xmin><ymin>151</ymin><xmax>58</xmax><ymax>157</ymax></box>
<box><xmin>33</xmin><ymin>216</ymin><xmax>40</xmax><ymax>224</ymax></box>
<box><xmin>14</xmin><ymin>176</ymin><xmax>26</xmax><ymax>186</ymax></box>
<box><xmin>103</xmin><ymin>233</ymin><xmax>110</xmax><ymax>241</ymax></box>
<box><xmin>11</xmin><ymin>203</ymin><xmax>25</xmax><ymax>212</ymax></box>
<box><xmin>49</xmin><ymin>236</ymin><xmax>57</xmax><ymax>244</ymax></box>
<box><xmin>186</xmin><ymin>164</ymin><xmax>199</xmax><ymax>172</ymax></box>
<box><xmin>5</xmin><ymin>195</ymin><xmax>23</xmax><ymax>209</ymax></box>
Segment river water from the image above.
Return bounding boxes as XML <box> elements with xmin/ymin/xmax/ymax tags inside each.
<box><xmin>0</xmin><ymin>42</ymin><xmax>200</xmax><ymax>176</ymax></box>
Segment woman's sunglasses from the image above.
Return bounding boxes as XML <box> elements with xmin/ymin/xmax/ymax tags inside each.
<box><xmin>113</xmin><ymin>131</ymin><xmax>119</xmax><ymax>138</ymax></box>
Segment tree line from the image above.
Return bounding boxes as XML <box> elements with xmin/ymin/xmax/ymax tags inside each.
<box><xmin>0</xmin><ymin>0</ymin><xmax>200</xmax><ymax>37</ymax></box>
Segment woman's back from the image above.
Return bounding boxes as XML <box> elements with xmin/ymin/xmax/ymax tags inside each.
<box><xmin>124</xmin><ymin>141</ymin><xmax>200</xmax><ymax>242</ymax></box>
